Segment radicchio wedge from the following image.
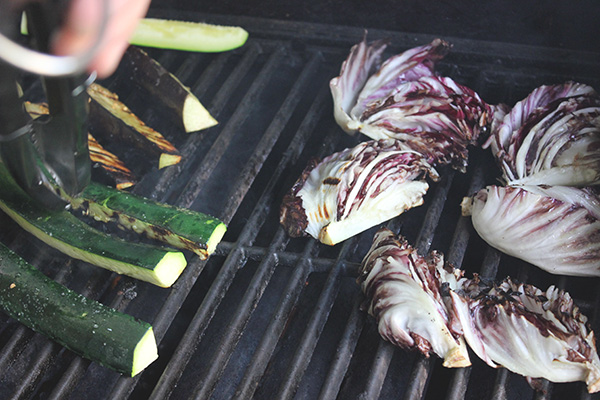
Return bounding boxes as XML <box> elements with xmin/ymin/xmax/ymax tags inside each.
<box><xmin>484</xmin><ymin>82</ymin><xmax>600</xmax><ymax>187</ymax></box>
<box><xmin>450</xmin><ymin>276</ymin><xmax>600</xmax><ymax>393</ymax></box>
<box><xmin>330</xmin><ymin>37</ymin><xmax>492</xmax><ymax>171</ymax></box>
<box><xmin>358</xmin><ymin>228</ymin><xmax>470</xmax><ymax>367</ymax></box>
<box><xmin>279</xmin><ymin>139</ymin><xmax>438</xmax><ymax>245</ymax></box>
<box><xmin>461</xmin><ymin>185</ymin><xmax>600</xmax><ymax>277</ymax></box>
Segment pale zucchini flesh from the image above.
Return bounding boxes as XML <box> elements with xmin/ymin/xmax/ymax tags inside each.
<box><xmin>130</xmin><ymin>18</ymin><xmax>249</xmax><ymax>52</ymax></box>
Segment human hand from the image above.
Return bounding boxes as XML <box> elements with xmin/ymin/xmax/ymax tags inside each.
<box><xmin>51</xmin><ymin>0</ymin><xmax>151</xmax><ymax>78</ymax></box>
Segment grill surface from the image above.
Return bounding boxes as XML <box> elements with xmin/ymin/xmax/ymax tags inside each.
<box><xmin>1</xmin><ymin>9</ymin><xmax>600</xmax><ymax>400</ymax></box>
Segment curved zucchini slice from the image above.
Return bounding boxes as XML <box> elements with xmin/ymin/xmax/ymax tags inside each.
<box><xmin>0</xmin><ymin>164</ymin><xmax>187</xmax><ymax>288</ymax></box>
<box><xmin>71</xmin><ymin>182</ymin><xmax>227</xmax><ymax>259</ymax></box>
<box><xmin>0</xmin><ymin>242</ymin><xmax>158</xmax><ymax>376</ymax></box>
<box><xmin>130</xmin><ymin>18</ymin><xmax>249</xmax><ymax>52</ymax></box>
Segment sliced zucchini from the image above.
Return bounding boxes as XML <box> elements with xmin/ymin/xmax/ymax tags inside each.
<box><xmin>87</xmin><ymin>83</ymin><xmax>181</xmax><ymax>169</ymax></box>
<box><xmin>0</xmin><ymin>164</ymin><xmax>187</xmax><ymax>288</ymax></box>
<box><xmin>122</xmin><ymin>46</ymin><xmax>218</xmax><ymax>133</ymax></box>
<box><xmin>130</xmin><ymin>18</ymin><xmax>249</xmax><ymax>52</ymax></box>
<box><xmin>24</xmin><ymin>102</ymin><xmax>137</xmax><ymax>189</ymax></box>
<box><xmin>0</xmin><ymin>242</ymin><xmax>158</xmax><ymax>376</ymax></box>
<box><xmin>71</xmin><ymin>182</ymin><xmax>227</xmax><ymax>259</ymax></box>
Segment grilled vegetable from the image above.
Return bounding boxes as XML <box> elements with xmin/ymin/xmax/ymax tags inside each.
<box><xmin>450</xmin><ymin>275</ymin><xmax>600</xmax><ymax>393</ymax></box>
<box><xmin>483</xmin><ymin>82</ymin><xmax>600</xmax><ymax>187</ymax></box>
<box><xmin>24</xmin><ymin>101</ymin><xmax>136</xmax><ymax>188</ymax></box>
<box><xmin>121</xmin><ymin>46</ymin><xmax>218</xmax><ymax>133</ymax></box>
<box><xmin>0</xmin><ymin>163</ymin><xmax>187</xmax><ymax>288</ymax></box>
<box><xmin>87</xmin><ymin>83</ymin><xmax>181</xmax><ymax>169</ymax></box>
<box><xmin>87</xmin><ymin>134</ymin><xmax>136</xmax><ymax>189</ymax></box>
<box><xmin>461</xmin><ymin>184</ymin><xmax>600</xmax><ymax>277</ymax></box>
<box><xmin>330</xmin><ymin>37</ymin><xmax>492</xmax><ymax>171</ymax></box>
<box><xmin>0</xmin><ymin>241</ymin><xmax>158</xmax><ymax>376</ymax></box>
<box><xmin>358</xmin><ymin>228</ymin><xmax>470</xmax><ymax>367</ymax></box>
<box><xmin>129</xmin><ymin>18</ymin><xmax>249</xmax><ymax>53</ymax></box>
<box><xmin>280</xmin><ymin>139</ymin><xmax>438</xmax><ymax>245</ymax></box>
<box><xmin>70</xmin><ymin>182</ymin><xmax>227</xmax><ymax>259</ymax></box>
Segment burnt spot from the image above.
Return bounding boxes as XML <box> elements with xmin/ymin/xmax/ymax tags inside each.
<box><xmin>323</xmin><ymin>177</ymin><xmax>340</xmax><ymax>185</ymax></box>
<box><xmin>280</xmin><ymin>193</ymin><xmax>308</xmax><ymax>237</ymax></box>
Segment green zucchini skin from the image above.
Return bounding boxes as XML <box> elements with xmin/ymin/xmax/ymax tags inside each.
<box><xmin>0</xmin><ymin>242</ymin><xmax>158</xmax><ymax>376</ymax></box>
<box><xmin>72</xmin><ymin>183</ymin><xmax>227</xmax><ymax>259</ymax></box>
<box><xmin>0</xmin><ymin>164</ymin><xmax>187</xmax><ymax>288</ymax></box>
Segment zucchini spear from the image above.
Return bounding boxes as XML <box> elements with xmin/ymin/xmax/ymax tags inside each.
<box><xmin>87</xmin><ymin>83</ymin><xmax>182</xmax><ymax>169</ymax></box>
<box><xmin>130</xmin><ymin>18</ymin><xmax>248</xmax><ymax>53</ymax></box>
<box><xmin>121</xmin><ymin>46</ymin><xmax>218</xmax><ymax>133</ymax></box>
<box><xmin>0</xmin><ymin>242</ymin><xmax>158</xmax><ymax>376</ymax></box>
<box><xmin>70</xmin><ymin>182</ymin><xmax>227</xmax><ymax>259</ymax></box>
<box><xmin>0</xmin><ymin>163</ymin><xmax>187</xmax><ymax>288</ymax></box>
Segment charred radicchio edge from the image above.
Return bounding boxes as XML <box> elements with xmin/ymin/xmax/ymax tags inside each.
<box><xmin>461</xmin><ymin>185</ymin><xmax>600</xmax><ymax>277</ymax></box>
<box><xmin>483</xmin><ymin>82</ymin><xmax>600</xmax><ymax>187</ymax></box>
<box><xmin>330</xmin><ymin>36</ymin><xmax>493</xmax><ymax>171</ymax></box>
<box><xmin>279</xmin><ymin>139</ymin><xmax>438</xmax><ymax>245</ymax></box>
<box><xmin>357</xmin><ymin>228</ymin><xmax>470</xmax><ymax>367</ymax></box>
<box><xmin>360</xmin><ymin>228</ymin><xmax>600</xmax><ymax>393</ymax></box>
<box><xmin>451</xmin><ymin>276</ymin><xmax>600</xmax><ymax>392</ymax></box>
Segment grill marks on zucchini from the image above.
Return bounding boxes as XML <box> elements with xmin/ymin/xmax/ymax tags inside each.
<box><xmin>87</xmin><ymin>83</ymin><xmax>182</xmax><ymax>169</ymax></box>
<box><xmin>71</xmin><ymin>183</ymin><xmax>227</xmax><ymax>259</ymax></box>
<box><xmin>0</xmin><ymin>164</ymin><xmax>187</xmax><ymax>288</ymax></box>
<box><xmin>0</xmin><ymin>242</ymin><xmax>158</xmax><ymax>376</ymax></box>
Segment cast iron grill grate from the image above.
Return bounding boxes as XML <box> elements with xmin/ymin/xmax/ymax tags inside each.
<box><xmin>1</xmin><ymin>11</ymin><xmax>600</xmax><ymax>400</ymax></box>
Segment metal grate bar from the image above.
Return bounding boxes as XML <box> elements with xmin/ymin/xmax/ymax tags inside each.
<box><xmin>446</xmin><ymin>368</ymin><xmax>473</xmax><ymax>400</ymax></box>
<box><xmin>177</xmin><ymin>47</ymin><xmax>286</xmax><ymax>210</ymax></box>
<box><xmin>275</xmin><ymin>241</ymin><xmax>355</xmax><ymax>399</ymax></box>
<box><xmin>404</xmin><ymin>357</ymin><xmax>435</xmax><ymax>400</ymax></box>
<box><xmin>219</xmin><ymin>51</ymin><xmax>323</xmax><ymax>223</ymax></box>
<box><xmin>153</xmin><ymin>43</ymin><xmax>263</xmax><ymax>201</ymax></box>
<box><xmin>359</xmin><ymin>341</ymin><xmax>396</xmax><ymax>399</ymax></box>
<box><xmin>234</xmin><ymin>240</ymin><xmax>318</xmax><ymax>399</ymax></box>
<box><xmin>190</xmin><ymin>229</ymin><xmax>289</xmax><ymax>399</ymax></box>
<box><xmin>317</xmin><ymin>296</ymin><xmax>366</xmax><ymax>400</ymax></box>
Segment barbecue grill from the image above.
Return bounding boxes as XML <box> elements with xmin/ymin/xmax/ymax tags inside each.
<box><xmin>1</xmin><ymin>2</ymin><xmax>600</xmax><ymax>399</ymax></box>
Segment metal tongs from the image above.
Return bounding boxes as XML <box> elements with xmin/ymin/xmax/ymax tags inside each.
<box><xmin>0</xmin><ymin>1</ymin><xmax>106</xmax><ymax>209</ymax></box>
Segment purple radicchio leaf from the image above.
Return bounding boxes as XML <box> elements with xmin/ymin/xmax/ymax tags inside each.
<box><xmin>358</xmin><ymin>76</ymin><xmax>493</xmax><ymax>171</ymax></box>
<box><xmin>449</xmin><ymin>275</ymin><xmax>600</xmax><ymax>393</ymax></box>
<box><xmin>461</xmin><ymin>184</ymin><xmax>600</xmax><ymax>277</ymax></box>
<box><xmin>279</xmin><ymin>139</ymin><xmax>438</xmax><ymax>245</ymax></box>
<box><xmin>483</xmin><ymin>82</ymin><xmax>600</xmax><ymax>186</ymax></box>
<box><xmin>358</xmin><ymin>228</ymin><xmax>470</xmax><ymax>367</ymax></box>
<box><xmin>330</xmin><ymin>37</ymin><xmax>493</xmax><ymax>171</ymax></box>
<box><xmin>330</xmin><ymin>37</ymin><xmax>450</xmax><ymax>134</ymax></box>
<box><xmin>329</xmin><ymin>34</ymin><xmax>389</xmax><ymax>135</ymax></box>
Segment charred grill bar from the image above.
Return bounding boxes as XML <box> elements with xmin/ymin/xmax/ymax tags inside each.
<box><xmin>1</xmin><ymin>6</ymin><xmax>600</xmax><ymax>400</ymax></box>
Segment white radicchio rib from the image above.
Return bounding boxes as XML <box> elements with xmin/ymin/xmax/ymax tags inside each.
<box><xmin>279</xmin><ymin>139</ymin><xmax>438</xmax><ymax>245</ymax></box>
<box><xmin>450</xmin><ymin>276</ymin><xmax>600</xmax><ymax>393</ymax></box>
<box><xmin>461</xmin><ymin>185</ymin><xmax>600</xmax><ymax>276</ymax></box>
<box><xmin>483</xmin><ymin>82</ymin><xmax>600</xmax><ymax>186</ymax></box>
<box><xmin>358</xmin><ymin>228</ymin><xmax>470</xmax><ymax>367</ymax></box>
<box><xmin>330</xmin><ymin>37</ymin><xmax>492</xmax><ymax>171</ymax></box>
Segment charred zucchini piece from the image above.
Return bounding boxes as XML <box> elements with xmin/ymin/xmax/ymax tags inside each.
<box><xmin>71</xmin><ymin>182</ymin><xmax>227</xmax><ymax>259</ymax></box>
<box><xmin>87</xmin><ymin>134</ymin><xmax>137</xmax><ymax>190</ymax></box>
<box><xmin>87</xmin><ymin>83</ymin><xmax>181</xmax><ymax>169</ymax></box>
<box><xmin>24</xmin><ymin>101</ymin><xmax>137</xmax><ymax>188</ymax></box>
<box><xmin>122</xmin><ymin>46</ymin><xmax>217</xmax><ymax>133</ymax></box>
<box><xmin>0</xmin><ymin>164</ymin><xmax>187</xmax><ymax>288</ymax></box>
<box><xmin>0</xmin><ymin>242</ymin><xmax>158</xmax><ymax>376</ymax></box>
<box><xmin>129</xmin><ymin>18</ymin><xmax>248</xmax><ymax>53</ymax></box>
